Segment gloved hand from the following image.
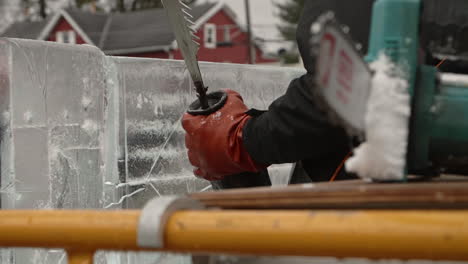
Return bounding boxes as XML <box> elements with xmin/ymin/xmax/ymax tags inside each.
<box><xmin>182</xmin><ymin>89</ymin><xmax>267</xmax><ymax>181</ymax></box>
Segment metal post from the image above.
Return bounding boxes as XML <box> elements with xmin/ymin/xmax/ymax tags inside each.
<box><xmin>244</xmin><ymin>0</ymin><xmax>255</xmax><ymax>64</ymax></box>
<box><xmin>39</xmin><ymin>0</ymin><xmax>47</xmax><ymax>18</ymax></box>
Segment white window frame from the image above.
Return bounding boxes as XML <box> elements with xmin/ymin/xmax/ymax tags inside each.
<box><xmin>204</xmin><ymin>23</ymin><xmax>217</xmax><ymax>49</ymax></box>
<box><xmin>223</xmin><ymin>25</ymin><xmax>231</xmax><ymax>43</ymax></box>
<box><xmin>68</xmin><ymin>30</ymin><xmax>76</xmax><ymax>44</ymax></box>
<box><xmin>56</xmin><ymin>30</ymin><xmax>76</xmax><ymax>44</ymax></box>
<box><xmin>56</xmin><ymin>31</ymin><xmax>64</xmax><ymax>43</ymax></box>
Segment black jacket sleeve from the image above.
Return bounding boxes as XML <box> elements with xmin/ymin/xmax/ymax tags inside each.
<box><xmin>242</xmin><ymin>74</ymin><xmax>350</xmax><ymax>165</ymax></box>
<box><xmin>242</xmin><ymin>0</ymin><xmax>375</xmax><ymax>181</ymax></box>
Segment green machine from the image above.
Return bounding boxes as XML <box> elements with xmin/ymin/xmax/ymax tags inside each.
<box><xmin>366</xmin><ymin>0</ymin><xmax>468</xmax><ymax>177</ymax></box>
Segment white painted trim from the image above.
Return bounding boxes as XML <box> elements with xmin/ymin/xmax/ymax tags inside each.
<box><xmin>220</xmin><ymin>5</ymin><xmax>245</xmax><ymax>32</ymax></box>
<box><xmin>192</xmin><ymin>2</ymin><xmax>264</xmax><ymax>51</ymax></box>
<box><xmin>55</xmin><ymin>30</ymin><xmax>76</xmax><ymax>44</ymax></box>
<box><xmin>223</xmin><ymin>25</ymin><xmax>231</xmax><ymax>43</ymax></box>
<box><xmin>204</xmin><ymin>23</ymin><xmax>216</xmax><ymax>49</ymax></box>
<box><xmin>170</xmin><ymin>40</ymin><xmax>177</xmax><ymax>50</ymax></box>
<box><xmin>192</xmin><ymin>1</ymin><xmax>225</xmax><ymax>30</ymax></box>
<box><xmin>36</xmin><ymin>10</ymin><xmax>95</xmax><ymax>45</ymax></box>
<box><xmin>68</xmin><ymin>30</ymin><xmax>76</xmax><ymax>44</ymax></box>
<box><xmin>60</xmin><ymin>10</ymin><xmax>95</xmax><ymax>45</ymax></box>
<box><xmin>104</xmin><ymin>45</ymin><xmax>170</xmax><ymax>55</ymax></box>
<box><xmin>37</xmin><ymin>13</ymin><xmax>61</xmax><ymax>40</ymax></box>
<box><xmin>219</xmin><ymin>4</ymin><xmax>267</xmax><ymax>50</ymax></box>
<box><xmin>169</xmin><ymin>2</ymin><xmax>246</xmax><ymax>51</ymax></box>
<box><xmin>56</xmin><ymin>31</ymin><xmax>64</xmax><ymax>43</ymax></box>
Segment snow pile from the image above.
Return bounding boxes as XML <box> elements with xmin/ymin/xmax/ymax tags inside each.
<box><xmin>345</xmin><ymin>54</ymin><xmax>411</xmax><ymax>181</ymax></box>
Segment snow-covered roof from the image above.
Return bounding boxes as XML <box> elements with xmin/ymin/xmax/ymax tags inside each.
<box><xmin>1</xmin><ymin>16</ymin><xmax>53</xmax><ymax>39</ymax></box>
<box><xmin>0</xmin><ymin>3</ymin><xmax>219</xmax><ymax>54</ymax></box>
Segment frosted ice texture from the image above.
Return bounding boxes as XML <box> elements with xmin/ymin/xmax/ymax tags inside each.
<box><xmin>0</xmin><ymin>38</ymin><xmax>120</xmax><ymax>264</ymax></box>
<box><xmin>0</xmin><ymin>38</ymin><xmax>304</xmax><ymax>263</ymax></box>
<box><xmin>114</xmin><ymin>57</ymin><xmax>304</xmax><ymax>207</ymax></box>
<box><xmin>0</xmin><ymin>38</ymin><xmax>115</xmax><ymax>210</ymax></box>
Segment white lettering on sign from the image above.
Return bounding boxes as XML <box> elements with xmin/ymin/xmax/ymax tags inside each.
<box><xmin>314</xmin><ymin>23</ymin><xmax>372</xmax><ymax>133</ymax></box>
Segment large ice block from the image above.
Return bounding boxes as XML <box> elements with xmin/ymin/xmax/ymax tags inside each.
<box><xmin>0</xmin><ymin>38</ymin><xmax>121</xmax><ymax>263</ymax></box>
<box><xmin>0</xmin><ymin>38</ymin><xmax>119</xmax><ymax>209</ymax></box>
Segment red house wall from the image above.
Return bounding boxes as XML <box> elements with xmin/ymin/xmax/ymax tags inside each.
<box><xmin>47</xmin><ymin>17</ymin><xmax>87</xmax><ymax>44</ymax></box>
<box><xmin>44</xmin><ymin>10</ymin><xmax>276</xmax><ymax>64</ymax></box>
<box><xmin>172</xmin><ymin>9</ymin><xmax>276</xmax><ymax>64</ymax></box>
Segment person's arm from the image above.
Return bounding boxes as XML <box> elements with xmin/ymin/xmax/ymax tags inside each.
<box><xmin>243</xmin><ymin>74</ymin><xmax>349</xmax><ymax>165</ymax></box>
<box><xmin>181</xmin><ymin>0</ymin><xmax>359</xmax><ymax>181</ymax></box>
<box><xmin>182</xmin><ymin>74</ymin><xmax>350</xmax><ymax>181</ymax></box>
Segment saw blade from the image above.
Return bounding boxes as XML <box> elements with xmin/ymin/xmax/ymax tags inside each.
<box><xmin>310</xmin><ymin>13</ymin><xmax>372</xmax><ymax>138</ymax></box>
<box><xmin>162</xmin><ymin>0</ymin><xmax>203</xmax><ymax>84</ymax></box>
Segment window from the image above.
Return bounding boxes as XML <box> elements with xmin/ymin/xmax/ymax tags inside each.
<box><xmin>215</xmin><ymin>25</ymin><xmax>234</xmax><ymax>47</ymax></box>
<box><xmin>56</xmin><ymin>31</ymin><xmax>76</xmax><ymax>44</ymax></box>
<box><xmin>204</xmin><ymin>23</ymin><xmax>216</xmax><ymax>49</ymax></box>
<box><xmin>223</xmin><ymin>25</ymin><xmax>231</xmax><ymax>43</ymax></box>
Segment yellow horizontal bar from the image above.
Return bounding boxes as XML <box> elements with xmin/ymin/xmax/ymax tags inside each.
<box><xmin>165</xmin><ymin>210</ymin><xmax>468</xmax><ymax>260</ymax></box>
<box><xmin>0</xmin><ymin>210</ymin><xmax>468</xmax><ymax>260</ymax></box>
<box><xmin>0</xmin><ymin>210</ymin><xmax>141</xmax><ymax>250</ymax></box>
<box><xmin>68</xmin><ymin>250</ymin><xmax>95</xmax><ymax>264</ymax></box>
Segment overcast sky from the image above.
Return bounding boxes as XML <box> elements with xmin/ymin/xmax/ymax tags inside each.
<box><xmin>199</xmin><ymin>0</ymin><xmax>291</xmax><ymax>53</ymax></box>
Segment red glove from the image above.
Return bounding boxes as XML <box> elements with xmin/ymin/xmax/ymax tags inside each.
<box><xmin>182</xmin><ymin>89</ymin><xmax>266</xmax><ymax>181</ymax></box>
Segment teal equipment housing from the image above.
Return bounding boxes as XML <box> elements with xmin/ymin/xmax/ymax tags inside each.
<box><xmin>366</xmin><ymin>0</ymin><xmax>468</xmax><ymax>177</ymax></box>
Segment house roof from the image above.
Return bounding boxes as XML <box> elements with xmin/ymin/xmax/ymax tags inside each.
<box><xmin>2</xmin><ymin>16</ymin><xmax>53</xmax><ymax>39</ymax></box>
<box><xmin>65</xmin><ymin>8</ymin><xmax>109</xmax><ymax>45</ymax></box>
<box><xmin>1</xmin><ymin>3</ymin><xmax>219</xmax><ymax>55</ymax></box>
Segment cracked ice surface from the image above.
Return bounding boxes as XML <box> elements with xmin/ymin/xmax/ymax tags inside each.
<box><xmin>114</xmin><ymin>57</ymin><xmax>304</xmax><ymax>208</ymax></box>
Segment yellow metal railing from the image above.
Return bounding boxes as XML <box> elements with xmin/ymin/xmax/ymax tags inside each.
<box><xmin>0</xmin><ymin>209</ymin><xmax>468</xmax><ymax>263</ymax></box>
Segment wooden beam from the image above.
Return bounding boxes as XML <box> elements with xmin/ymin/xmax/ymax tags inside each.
<box><xmin>191</xmin><ymin>180</ymin><xmax>468</xmax><ymax>209</ymax></box>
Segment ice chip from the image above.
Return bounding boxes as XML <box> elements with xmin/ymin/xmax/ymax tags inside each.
<box><xmin>345</xmin><ymin>54</ymin><xmax>410</xmax><ymax>181</ymax></box>
<box><xmin>23</xmin><ymin>110</ymin><xmax>32</xmax><ymax>123</ymax></box>
<box><xmin>212</xmin><ymin>111</ymin><xmax>222</xmax><ymax>120</ymax></box>
<box><xmin>81</xmin><ymin>96</ymin><xmax>92</xmax><ymax>109</ymax></box>
<box><xmin>310</xmin><ymin>22</ymin><xmax>322</xmax><ymax>34</ymax></box>
<box><xmin>82</xmin><ymin>119</ymin><xmax>98</xmax><ymax>133</ymax></box>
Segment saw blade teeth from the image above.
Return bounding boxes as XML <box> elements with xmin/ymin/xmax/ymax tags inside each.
<box><xmin>190</xmin><ymin>32</ymin><xmax>200</xmax><ymax>40</ymax></box>
<box><xmin>186</xmin><ymin>18</ymin><xmax>196</xmax><ymax>25</ymax></box>
<box><xmin>184</xmin><ymin>16</ymin><xmax>195</xmax><ymax>26</ymax></box>
<box><xmin>189</xmin><ymin>26</ymin><xmax>197</xmax><ymax>33</ymax></box>
<box><xmin>179</xmin><ymin>0</ymin><xmax>191</xmax><ymax>10</ymax></box>
<box><xmin>182</xmin><ymin>9</ymin><xmax>193</xmax><ymax>19</ymax></box>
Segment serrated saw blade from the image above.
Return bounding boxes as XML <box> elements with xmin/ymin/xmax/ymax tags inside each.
<box><xmin>162</xmin><ymin>0</ymin><xmax>203</xmax><ymax>84</ymax></box>
<box><xmin>310</xmin><ymin>13</ymin><xmax>372</xmax><ymax>138</ymax></box>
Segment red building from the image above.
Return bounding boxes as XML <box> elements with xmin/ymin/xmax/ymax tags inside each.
<box><xmin>1</xmin><ymin>2</ymin><xmax>276</xmax><ymax>64</ymax></box>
